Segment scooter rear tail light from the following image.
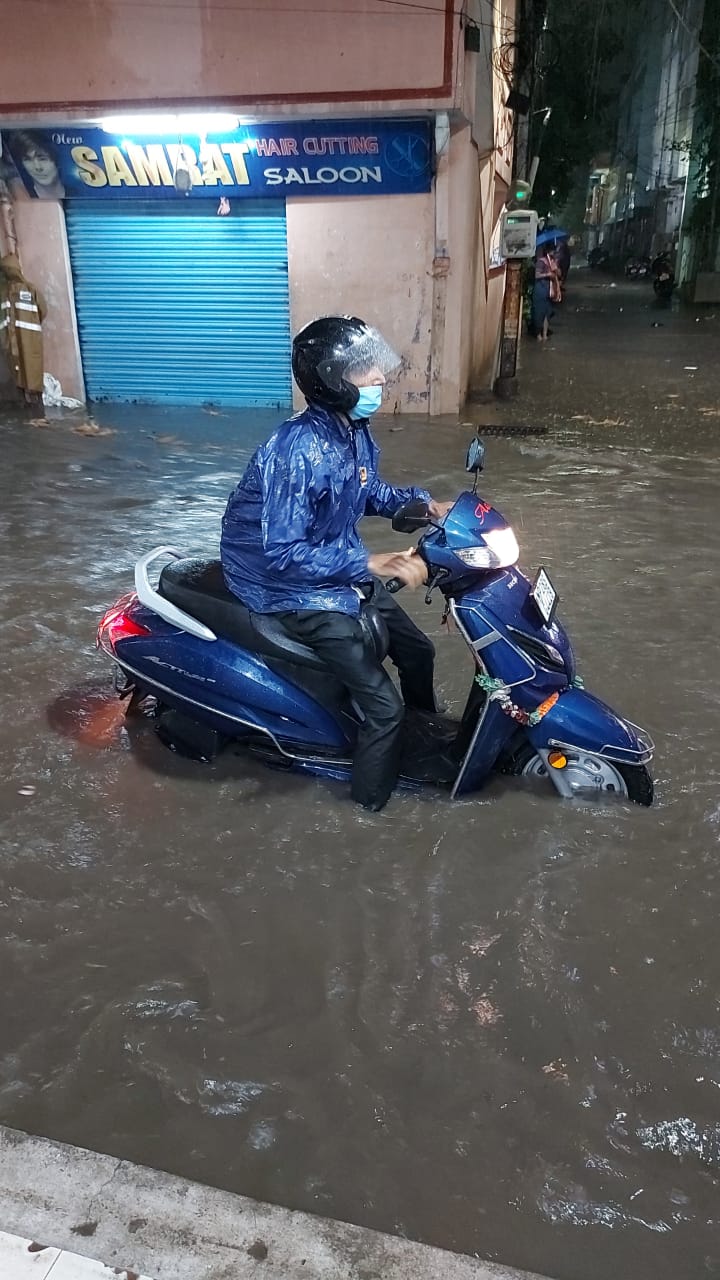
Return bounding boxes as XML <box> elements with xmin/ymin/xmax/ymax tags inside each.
<box><xmin>97</xmin><ymin>596</ymin><xmax>151</xmax><ymax>648</ymax></box>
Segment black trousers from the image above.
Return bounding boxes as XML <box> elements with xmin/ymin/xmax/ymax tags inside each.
<box><xmin>278</xmin><ymin>581</ymin><xmax>436</xmax><ymax>811</ymax></box>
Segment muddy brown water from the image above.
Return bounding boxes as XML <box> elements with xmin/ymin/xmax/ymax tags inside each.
<box><xmin>1</xmin><ymin>278</ymin><xmax>719</xmax><ymax>1279</ymax></box>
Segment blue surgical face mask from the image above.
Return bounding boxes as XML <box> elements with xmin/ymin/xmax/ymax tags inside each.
<box><xmin>349</xmin><ymin>384</ymin><xmax>384</xmax><ymax>420</ymax></box>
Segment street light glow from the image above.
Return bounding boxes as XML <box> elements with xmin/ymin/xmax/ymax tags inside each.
<box><xmin>99</xmin><ymin>113</ymin><xmax>242</xmax><ymax>135</ymax></box>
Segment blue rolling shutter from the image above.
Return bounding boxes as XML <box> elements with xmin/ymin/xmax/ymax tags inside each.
<box><xmin>65</xmin><ymin>202</ymin><xmax>292</xmax><ymax>407</ymax></box>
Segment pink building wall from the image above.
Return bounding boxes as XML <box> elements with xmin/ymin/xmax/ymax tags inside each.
<box><xmin>471</xmin><ymin>163</ymin><xmax>505</xmax><ymax>385</ymax></box>
<box><xmin>12</xmin><ymin>191</ymin><xmax>85</xmax><ymax>402</ymax></box>
<box><xmin>286</xmin><ymin>193</ymin><xmax>434</xmax><ymax>414</ymax></box>
<box><xmin>0</xmin><ymin>0</ymin><xmax>454</xmax><ymax>112</ymax></box>
<box><xmin>449</xmin><ymin>0</ymin><xmax>517</xmax><ymax>399</ymax></box>
<box><xmin>448</xmin><ymin>126</ymin><xmax>481</xmax><ymax>406</ymax></box>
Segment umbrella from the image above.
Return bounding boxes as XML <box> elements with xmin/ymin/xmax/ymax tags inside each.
<box><xmin>536</xmin><ymin>228</ymin><xmax>570</xmax><ymax>246</ymax></box>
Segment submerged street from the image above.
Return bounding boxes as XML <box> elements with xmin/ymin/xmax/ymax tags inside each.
<box><xmin>1</xmin><ymin>273</ymin><xmax>719</xmax><ymax>1280</ymax></box>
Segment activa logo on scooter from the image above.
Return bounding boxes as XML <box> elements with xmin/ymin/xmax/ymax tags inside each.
<box><xmin>95</xmin><ymin>440</ymin><xmax>654</xmax><ymax>805</ymax></box>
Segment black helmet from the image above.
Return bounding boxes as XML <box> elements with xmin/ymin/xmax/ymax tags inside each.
<box><xmin>291</xmin><ymin>315</ymin><xmax>400</xmax><ymax>413</ymax></box>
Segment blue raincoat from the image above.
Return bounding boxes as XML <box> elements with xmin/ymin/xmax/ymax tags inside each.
<box><xmin>221</xmin><ymin>404</ymin><xmax>430</xmax><ymax>616</ymax></box>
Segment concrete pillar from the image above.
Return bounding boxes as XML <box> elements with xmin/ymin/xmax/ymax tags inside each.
<box><xmin>12</xmin><ymin>192</ymin><xmax>85</xmax><ymax>403</ymax></box>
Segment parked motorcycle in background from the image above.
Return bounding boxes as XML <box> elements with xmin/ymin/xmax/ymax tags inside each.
<box><xmin>588</xmin><ymin>247</ymin><xmax>610</xmax><ymax>270</ymax></box>
<box><xmin>624</xmin><ymin>254</ymin><xmax>651</xmax><ymax>280</ymax></box>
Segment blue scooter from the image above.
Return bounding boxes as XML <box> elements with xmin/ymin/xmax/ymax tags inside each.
<box><xmin>97</xmin><ymin>438</ymin><xmax>654</xmax><ymax>804</ymax></box>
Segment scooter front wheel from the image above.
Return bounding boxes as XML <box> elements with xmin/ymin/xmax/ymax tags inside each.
<box><xmin>502</xmin><ymin>742</ymin><xmax>654</xmax><ymax>806</ymax></box>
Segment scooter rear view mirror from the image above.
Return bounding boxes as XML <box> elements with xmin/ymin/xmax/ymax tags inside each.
<box><xmin>392</xmin><ymin>499</ymin><xmax>432</xmax><ymax>534</ymax></box>
<box><xmin>466</xmin><ymin>437</ymin><xmax>486</xmax><ymax>474</ymax></box>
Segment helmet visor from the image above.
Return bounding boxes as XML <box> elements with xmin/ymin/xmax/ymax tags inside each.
<box><xmin>339</xmin><ymin>324</ymin><xmax>401</xmax><ymax>385</ymax></box>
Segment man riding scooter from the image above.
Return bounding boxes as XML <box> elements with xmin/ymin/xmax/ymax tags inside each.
<box><xmin>220</xmin><ymin>316</ymin><xmax>453</xmax><ymax>812</ymax></box>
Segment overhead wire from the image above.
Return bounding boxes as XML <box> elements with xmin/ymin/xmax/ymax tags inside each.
<box><xmin>666</xmin><ymin>0</ymin><xmax>720</xmax><ymax>72</ymax></box>
<box><xmin>15</xmin><ymin>0</ymin><xmax>497</xmax><ymax>21</ymax></box>
<box><xmin>12</xmin><ymin>0</ymin><xmax>523</xmax><ymax>162</ymax></box>
<box><xmin>548</xmin><ymin>1</ymin><xmax>702</xmax><ymax>187</ymax></box>
<box><xmin>587</xmin><ymin>0</ymin><xmax>607</xmax><ymax>123</ymax></box>
<box><xmin>485</xmin><ymin>6</ymin><xmax>518</xmax><ymax>158</ymax></box>
<box><xmin>607</xmin><ymin>7</ymin><xmax>707</xmax><ymax>184</ymax></box>
<box><xmin>607</xmin><ymin>145</ymin><xmax>686</xmax><ymax>189</ymax></box>
<box><xmin>618</xmin><ymin>93</ymin><xmax>699</xmax><ymax>148</ymax></box>
<box><xmin>616</xmin><ymin>57</ymin><xmax>701</xmax><ymax>139</ymax></box>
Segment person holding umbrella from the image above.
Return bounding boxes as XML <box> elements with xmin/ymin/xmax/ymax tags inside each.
<box><xmin>531</xmin><ymin>238</ymin><xmax>562</xmax><ymax>343</ymax></box>
<box><xmin>552</xmin><ymin>233</ymin><xmax>572</xmax><ymax>286</ymax></box>
<box><xmin>537</xmin><ymin>228</ymin><xmax>571</xmax><ymax>288</ymax></box>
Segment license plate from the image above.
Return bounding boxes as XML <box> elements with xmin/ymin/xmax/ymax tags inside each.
<box><xmin>531</xmin><ymin>566</ymin><xmax>558</xmax><ymax>625</ymax></box>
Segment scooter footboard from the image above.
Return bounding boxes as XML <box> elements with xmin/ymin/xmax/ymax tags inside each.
<box><xmin>526</xmin><ymin>687</ymin><xmax>653</xmax><ymax>766</ymax></box>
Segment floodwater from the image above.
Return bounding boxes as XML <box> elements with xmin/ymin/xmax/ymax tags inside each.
<box><xmin>1</xmin><ymin>276</ymin><xmax>719</xmax><ymax>1280</ymax></box>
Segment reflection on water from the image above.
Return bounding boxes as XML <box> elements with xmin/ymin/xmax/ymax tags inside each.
<box><xmin>1</xmin><ymin>288</ymin><xmax>720</xmax><ymax>1280</ymax></box>
<box><xmin>47</xmin><ymin>683</ymin><xmax>132</xmax><ymax>747</ymax></box>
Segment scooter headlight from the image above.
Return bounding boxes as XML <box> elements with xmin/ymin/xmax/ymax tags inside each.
<box><xmin>455</xmin><ymin>527</ymin><xmax>519</xmax><ymax>569</ymax></box>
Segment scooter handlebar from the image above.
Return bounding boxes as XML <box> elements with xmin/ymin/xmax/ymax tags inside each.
<box><xmin>385</xmin><ymin>539</ymin><xmax>432</xmax><ymax>593</ymax></box>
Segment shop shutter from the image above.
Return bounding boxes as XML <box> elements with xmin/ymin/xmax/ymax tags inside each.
<box><xmin>65</xmin><ymin>203</ymin><xmax>292</xmax><ymax>407</ymax></box>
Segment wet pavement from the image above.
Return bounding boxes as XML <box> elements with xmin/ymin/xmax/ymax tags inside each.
<box><xmin>1</xmin><ymin>271</ymin><xmax>719</xmax><ymax>1280</ymax></box>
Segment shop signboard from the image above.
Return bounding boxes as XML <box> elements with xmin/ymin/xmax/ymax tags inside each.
<box><xmin>3</xmin><ymin>118</ymin><xmax>433</xmax><ymax>201</ymax></box>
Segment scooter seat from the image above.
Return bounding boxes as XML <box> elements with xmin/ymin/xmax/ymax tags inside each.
<box><xmin>159</xmin><ymin>558</ymin><xmax>327</xmax><ymax>670</ymax></box>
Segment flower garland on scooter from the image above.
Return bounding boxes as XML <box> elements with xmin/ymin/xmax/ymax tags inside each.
<box><xmin>474</xmin><ymin>673</ymin><xmax>558</xmax><ymax>727</ymax></box>
<box><xmin>474</xmin><ymin>672</ymin><xmax>586</xmax><ymax>726</ymax></box>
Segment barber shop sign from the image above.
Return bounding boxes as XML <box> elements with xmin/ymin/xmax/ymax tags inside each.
<box><xmin>4</xmin><ymin>119</ymin><xmax>432</xmax><ymax>201</ymax></box>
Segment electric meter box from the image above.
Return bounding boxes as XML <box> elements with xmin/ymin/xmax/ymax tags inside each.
<box><xmin>500</xmin><ymin>209</ymin><xmax>538</xmax><ymax>259</ymax></box>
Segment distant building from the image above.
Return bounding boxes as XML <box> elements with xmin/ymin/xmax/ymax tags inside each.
<box><xmin>585</xmin><ymin>0</ymin><xmax>720</xmax><ymax>300</ymax></box>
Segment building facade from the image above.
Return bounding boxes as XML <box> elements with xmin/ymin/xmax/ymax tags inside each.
<box><xmin>0</xmin><ymin>0</ymin><xmax>518</xmax><ymax>414</ymax></box>
<box><xmin>584</xmin><ymin>0</ymin><xmax>720</xmax><ymax>301</ymax></box>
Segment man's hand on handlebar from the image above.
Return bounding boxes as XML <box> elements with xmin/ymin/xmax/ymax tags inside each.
<box><xmin>368</xmin><ymin>549</ymin><xmax>428</xmax><ymax>590</ymax></box>
<box><xmin>428</xmin><ymin>499</ymin><xmax>454</xmax><ymax>521</ymax></box>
